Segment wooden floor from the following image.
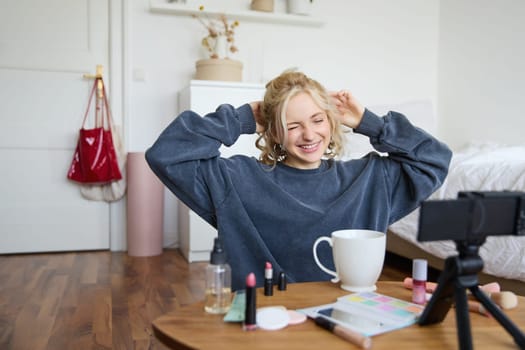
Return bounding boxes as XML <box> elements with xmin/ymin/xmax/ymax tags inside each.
<box><xmin>0</xmin><ymin>249</ymin><xmax>413</xmax><ymax>350</ymax></box>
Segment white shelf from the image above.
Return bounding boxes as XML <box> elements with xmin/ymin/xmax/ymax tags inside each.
<box><xmin>187</xmin><ymin>79</ymin><xmax>265</xmax><ymax>90</ymax></box>
<box><xmin>149</xmin><ymin>0</ymin><xmax>324</xmax><ymax>27</ymax></box>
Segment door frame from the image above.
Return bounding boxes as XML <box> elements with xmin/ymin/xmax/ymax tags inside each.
<box><xmin>108</xmin><ymin>0</ymin><xmax>129</xmax><ymax>251</ymax></box>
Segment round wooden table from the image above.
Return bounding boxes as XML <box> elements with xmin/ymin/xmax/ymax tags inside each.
<box><xmin>153</xmin><ymin>281</ymin><xmax>525</xmax><ymax>349</ymax></box>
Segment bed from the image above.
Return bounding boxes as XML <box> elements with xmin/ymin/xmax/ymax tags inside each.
<box><xmin>347</xmin><ymin>101</ymin><xmax>525</xmax><ymax>295</ymax></box>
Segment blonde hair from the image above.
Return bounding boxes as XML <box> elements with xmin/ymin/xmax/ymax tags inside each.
<box><xmin>256</xmin><ymin>70</ymin><xmax>345</xmax><ymax>167</ymax></box>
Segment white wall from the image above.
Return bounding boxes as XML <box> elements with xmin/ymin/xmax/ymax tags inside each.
<box><xmin>127</xmin><ymin>0</ymin><xmax>440</xmax><ymax>248</ymax></box>
<box><xmin>438</xmin><ymin>0</ymin><xmax>525</xmax><ymax>150</ymax></box>
<box><xmin>129</xmin><ymin>0</ymin><xmax>440</xmax><ymax>151</ymax></box>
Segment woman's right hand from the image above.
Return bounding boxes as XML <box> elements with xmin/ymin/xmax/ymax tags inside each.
<box><xmin>250</xmin><ymin>101</ymin><xmax>265</xmax><ymax>133</ymax></box>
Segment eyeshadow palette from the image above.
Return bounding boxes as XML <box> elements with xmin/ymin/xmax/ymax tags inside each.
<box><xmin>298</xmin><ymin>291</ymin><xmax>424</xmax><ymax>336</ymax></box>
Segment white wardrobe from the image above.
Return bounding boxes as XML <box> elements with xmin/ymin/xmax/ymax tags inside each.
<box><xmin>177</xmin><ymin>80</ymin><xmax>265</xmax><ymax>262</ymax></box>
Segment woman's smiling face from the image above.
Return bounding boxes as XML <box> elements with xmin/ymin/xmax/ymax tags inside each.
<box><xmin>283</xmin><ymin>92</ymin><xmax>331</xmax><ymax>169</ymax></box>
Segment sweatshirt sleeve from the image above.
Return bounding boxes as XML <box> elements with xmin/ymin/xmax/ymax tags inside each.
<box><xmin>145</xmin><ymin>103</ymin><xmax>256</xmax><ymax>227</ymax></box>
<box><xmin>354</xmin><ymin>108</ymin><xmax>452</xmax><ymax>223</ymax></box>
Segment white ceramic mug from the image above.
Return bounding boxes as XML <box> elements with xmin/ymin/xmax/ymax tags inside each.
<box><xmin>313</xmin><ymin>229</ymin><xmax>386</xmax><ymax>292</ymax></box>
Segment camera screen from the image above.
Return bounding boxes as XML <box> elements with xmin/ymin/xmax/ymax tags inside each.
<box><xmin>418</xmin><ymin>191</ymin><xmax>525</xmax><ymax>242</ymax></box>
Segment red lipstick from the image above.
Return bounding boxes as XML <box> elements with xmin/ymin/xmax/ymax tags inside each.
<box><xmin>243</xmin><ymin>272</ymin><xmax>257</xmax><ymax>331</ymax></box>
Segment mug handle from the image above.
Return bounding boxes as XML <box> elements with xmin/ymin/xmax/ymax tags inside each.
<box><xmin>313</xmin><ymin>236</ymin><xmax>339</xmax><ymax>283</ymax></box>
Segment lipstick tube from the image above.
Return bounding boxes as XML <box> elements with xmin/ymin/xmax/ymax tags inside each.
<box><xmin>243</xmin><ymin>272</ymin><xmax>257</xmax><ymax>331</ymax></box>
<box><xmin>264</xmin><ymin>262</ymin><xmax>273</xmax><ymax>296</ymax></box>
<box><xmin>278</xmin><ymin>271</ymin><xmax>287</xmax><ymax>291</ymax></box>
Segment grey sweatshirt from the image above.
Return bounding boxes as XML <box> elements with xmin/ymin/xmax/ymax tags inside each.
<box><xmin>146</xmin><ymin>104</ymin><xmax>452</xmax><ymax>290</ymax></box>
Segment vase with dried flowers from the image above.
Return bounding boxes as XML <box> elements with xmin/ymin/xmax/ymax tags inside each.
<box><xmin>192</xmin><ymin>6</ymin><xmax>243</xmax><ymax>82</ymax></box>
<box><xmin>286</xmin><ymin>0</ymin><xmax>313</xmax><ymax>15</ymax></box>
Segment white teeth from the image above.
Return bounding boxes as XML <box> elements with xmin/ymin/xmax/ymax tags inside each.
<box><xmin>301</xmin><ymin>143</ymin><xmax>318</xmax><ymax>149</ymax></box>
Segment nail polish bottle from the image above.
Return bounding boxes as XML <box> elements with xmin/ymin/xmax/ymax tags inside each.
<box><xmin>204</xmin><ymin>237</ymin><xmax>232</xmax><ymax>314</ymax></box>
<box><xmin>412</xmin><ymin>259</ymin><xmax>427</xmax><ymax>305</ymax></box>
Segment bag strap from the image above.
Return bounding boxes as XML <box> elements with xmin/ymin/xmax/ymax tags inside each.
<box><xmin>81</xmin><ymin>79</ymin><xmax>99</xmax><ymax>128</ymax></box>
<box><xmin>101</xmin><ymin>79</ymin><xmax>116</xmax><ymax>132</ymax></box>
<box><xmin>81</xmin><ymin>77</ymin><xmax>114</xmax><ymax>130</ymax></box>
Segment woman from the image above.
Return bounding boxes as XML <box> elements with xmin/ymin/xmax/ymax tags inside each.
<box><xmin>146</xmin><ymin>70</ymin><xmax>452</xmax><ymax>290</ymax></box>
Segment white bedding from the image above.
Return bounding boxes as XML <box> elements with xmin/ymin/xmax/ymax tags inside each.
<box><xmin>389</xmin><ymin>142</ymin><xmax>525</xmax><ymax>282</ymax></box>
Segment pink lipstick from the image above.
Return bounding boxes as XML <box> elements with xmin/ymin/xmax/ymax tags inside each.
<box><xmin>264</xmin><ymin>262</ymin><xmax>274</xmax><ymax>296</ymax></box>
<box><xmin>243</xmin><ymin>272</ymin><xmax>257</xmax><ymax>331</ymax></box>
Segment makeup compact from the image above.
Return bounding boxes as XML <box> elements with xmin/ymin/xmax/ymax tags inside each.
<box><xmin>256</xmin><ymin>306</ymin><xmax>289</xmax><ymax>330</ymax></box>
<box><xmin>256</xmin><ymin>306</ymin><xmax>307</xmax><ymax>330</ymax></box>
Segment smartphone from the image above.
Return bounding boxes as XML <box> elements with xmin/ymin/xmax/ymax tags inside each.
<box><xmin>317</xmin><ymin>307</ymin><xmax>385</xmax><ymax>334</ymax></box>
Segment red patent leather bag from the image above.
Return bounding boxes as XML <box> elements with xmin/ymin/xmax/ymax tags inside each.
<box><xmin>67</xmin><ymin>78</ymin><xmax>122</xmax><ymax>184</ymax></box>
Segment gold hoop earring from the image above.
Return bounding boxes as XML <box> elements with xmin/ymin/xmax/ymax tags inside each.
<box><xmin>273</xmin><ymin>143</ymin><xmax>286</xmax><ymax>161</ymax></box>
<box><xmin>325</xmin><ymin>139</ymin><xmax>335</xmax><ymax>156</ymax></box>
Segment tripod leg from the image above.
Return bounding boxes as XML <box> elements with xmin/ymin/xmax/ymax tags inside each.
<box><xmin>470</xmin><ymin>286</ymin><xmax>525</xmax><ymax>348</ymax></box>
<box><xmin>419</xmin><ymin>257</ymin><xmax>457</xmax><ymax>325</ymax></box>
<box><xmin>454</xmin><ymin>285</ymin><xmax>473</xmax><ymax>350</ymax></box>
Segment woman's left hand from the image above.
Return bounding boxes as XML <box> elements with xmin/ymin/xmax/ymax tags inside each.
<box><xmin>330</xmin><ymin>90</ymin><xmax>365</xmax><ymax>129</ymax></box>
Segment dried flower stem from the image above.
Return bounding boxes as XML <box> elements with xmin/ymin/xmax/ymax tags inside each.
<box><xmin>193</xmin><ymin>6</ymin><xmax>239</xmax><ymax>59</ymax></box>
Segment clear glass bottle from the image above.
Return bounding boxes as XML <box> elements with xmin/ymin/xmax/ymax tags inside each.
<box><xmin>204</xmin><ymin>237</ymin><xmax>232</xmax><ymax>314</ymax></box>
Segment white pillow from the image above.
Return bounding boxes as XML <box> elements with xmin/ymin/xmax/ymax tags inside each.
<box><xmin>431</xmin><ymin>143</ymin><xmax>525</xmax><ymax>199</ymax></box>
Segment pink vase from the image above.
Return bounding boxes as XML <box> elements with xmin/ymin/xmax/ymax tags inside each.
<box><xmin>126</xmin><ymin>152</ymin><xmax>164</xmax><ymax>257</ymax></box>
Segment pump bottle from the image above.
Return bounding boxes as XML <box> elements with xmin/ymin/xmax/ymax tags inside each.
<box><xmin>204</xmin><ymin>237</ymin><xmax>232</xmax><ymax>314</ymax></box>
